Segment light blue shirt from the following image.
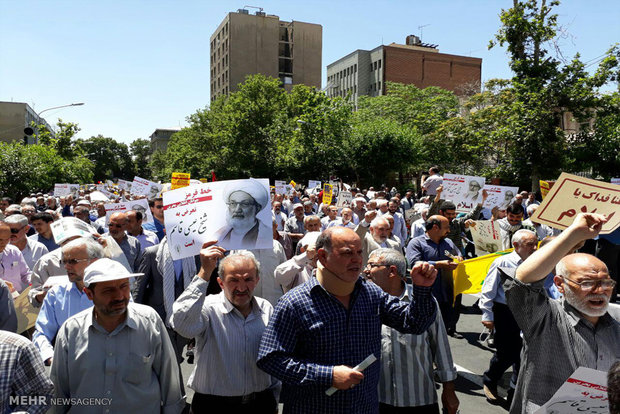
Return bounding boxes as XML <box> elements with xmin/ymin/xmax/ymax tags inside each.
<box><xmin>479</xmin><ymin>251</ymin><xmax>523</xmax><ymax>322</ymax></box>
<box><xmin>32</xmin><ymin>282</ymin><xmax>93</xmax><ymax>362</ymax></box>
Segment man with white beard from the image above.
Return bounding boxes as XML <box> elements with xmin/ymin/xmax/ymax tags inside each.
<box><xmin>504</xmin><ymin>213</ymin><xmax>619</xmax><ymax>413</ymax></box>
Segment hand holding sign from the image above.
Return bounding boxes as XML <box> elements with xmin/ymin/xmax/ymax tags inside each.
<box><xmin>196</xmin><ymin>241</ymin><xmax>226</xmax><ymax>281</ymax></box>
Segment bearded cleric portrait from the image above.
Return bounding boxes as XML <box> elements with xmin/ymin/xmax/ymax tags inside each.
<box><xmin>214</xmin><ymin>178</ymin><xmax>272</xmax><ymax>250</ymax></box>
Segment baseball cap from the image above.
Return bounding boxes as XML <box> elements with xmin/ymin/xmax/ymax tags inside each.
<box><xmin>293</xmin><ymin>203</ymin><xmax>303</xmax><ymax>210</ymax></box>
<box><xmin>77</xmin><ymin>199</ymin><xmax>91</xmax><ymax>206</ymax></box>
<box><xmin>83</xmin><ymin>258</ymin><xmax>143</xmax><ymax>287</ymax></box>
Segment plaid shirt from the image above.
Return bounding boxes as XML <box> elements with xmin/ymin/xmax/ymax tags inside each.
<box><xmin>257</xmin><ymin>274</ymin><xmax>436</xmax><ymax>413</ymax></box>
<box><xmin>0</xmin><ymin>330</ymin><xmax>54</xmax><ymax>414</ymax></box>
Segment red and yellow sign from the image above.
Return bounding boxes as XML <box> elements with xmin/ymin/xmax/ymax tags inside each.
<box><xmin>171</xmin><ymin>172</ymin><xmax>191</xmax><ymax>190</ymax></box>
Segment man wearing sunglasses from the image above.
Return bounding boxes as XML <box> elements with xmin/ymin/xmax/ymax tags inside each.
<box><xmin>5</xmin><ymin>214</ymin><xmax>48</xmax><ymax>270</ymax></box>
<box><xmin>0</xmin><ymin>222</ymin><xmax>30</xmax><ymax>294</ymax></box>
<box><xmin>32</xmin><ymin>237</ymin><xmax>103</xmax><ymax>365</ymax></box>
<box><xmin>505</xmin><ymin>213</ymin><xmax>619</xmax><ymax>413</ymax></box>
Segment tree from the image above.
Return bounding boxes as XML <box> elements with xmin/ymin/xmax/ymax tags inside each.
<box><xmin>76</xmin><ymin>135</ymin><xmax>134</xmax><ymax>181</ymax></box>
<box><xmin>130</xmin><ymin>138</ymin><xmax>152</xmax><ymax>179</ymax></box>
<box><xmin>32</xmin><ymin>119</ymin><xmax>82</xmax><ymax>159</ymax></box>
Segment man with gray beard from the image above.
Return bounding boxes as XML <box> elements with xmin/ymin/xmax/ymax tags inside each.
<box><xmin>503</xmin><ymin>213</ymin><xmax>619</xmax><ymax>413</ymax></box>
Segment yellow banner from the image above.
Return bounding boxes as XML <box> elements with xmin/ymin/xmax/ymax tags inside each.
<box><xmin>539</xmin><ymin>180</ymin><xmax>554</xmax><ymax>199</ymax></box>
<box><xmin>199</xmin><ymin>178</ymin><xmax>208</xmax><ymax>183</ymax></box>
<box><xmin>171</xmin><ymin>172</ymin><xmax>191</xmax><ymax>190</ymax></box>
<box><xmin>453</xmin><ymin>249</ymin><xmax>513</xmax><ymax>301</ymax></box>
<box><xmin>289</xmin><ymin>180</ymin><xmax>297</xmax><ymax>188</ymax></box>
<box><xmin>14</xmin><ymin>286</ymin><xmax>40</xmax><ymax>333</ymax></box>
<box><xmin>323</xmin><ymin>183</ymin><xmax>333</xmax><ymax>205</ymax></box>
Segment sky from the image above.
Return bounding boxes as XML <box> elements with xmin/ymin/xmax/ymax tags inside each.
<box><xmin>1</xmin><ymin>0</ymin><xmax>618</xmax><ymax>145</ymax></box>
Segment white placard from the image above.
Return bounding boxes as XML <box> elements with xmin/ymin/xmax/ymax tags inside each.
<box><xmin>405</xmin><ymin>209</ymin><xmax>421</xmax><ymax>223</ymax></box>
<box><xmin>442</xmin><ymin>174</ymin><xmax>486</xmax><ymax>213</ymax></box>
<box><xmin>308</xmin><ymin>180</ymin><xmax>322</xmax><ymax>190</ymax></box>
<box><xmin>470</xmin><ymin>220</ymin><xmax>503</xmax><ymax>256</ymax></box>
<box><xmin>118</xmin><ymin>179</ymin><xmax>132</xmax><ymax>191</ymax></box>
<box><xmin>51</xmin><ymin>217</ymin><xmax>97</xmax><ymax>245</ymax></box>
<box><xmin>131</xmin><ymin>176</ymin><xmax>161</xmax><ymax>198</ymax></box>
<box><xmin>483</xmin><ymin>185</ymin><xmax>520</xmax><ymax>210</ymax></box>
<box><xmin>534</xmin><ymin>367</ymin><xmax>608</xmax><ymax>413</ymax></box>
<box><xmin>336</xmin><ymin>191</ymin><xmax>353</xmax><ymax>208</ymax></box>
<box><xmin>54</xmin><ymin>183</ymin><xmax>79</xmax><ymax>197</ymax></box>
<box><xmin>104</xmin><ymin>199</ymin><xmax>154</xmax><ymax>224</ymax></box>
<box><xmin>274</xmin><ymin>180</ymin><xmax>286</xmax><ymax>195</ymax></box>
<box><xmin>163</xmin><ymin>178</ymin><xmax>272</xmax><ymax>260</ymax></box>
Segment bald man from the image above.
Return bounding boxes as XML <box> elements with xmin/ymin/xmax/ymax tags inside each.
<box><xmin>505</xmin><ymin>213</ymin><xmax>619</xmax><ymax>413</ymax></box>
<box><xmin>107</xmin><ymin>212</ymin><xmax>142</xmax><ymax>272</ymax></box>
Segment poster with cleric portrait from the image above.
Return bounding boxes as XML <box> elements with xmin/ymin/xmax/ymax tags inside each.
<box><xmin>482</xmin><ymin>185</ymin><xmax>520</xmax><ymax>210</ymax></box>
<box><xmin>163</xmin><ymin>178</ymin><xmax>272</xmax><ymax>260</ymax></box>
<box><xmin>103</xmin><ymin>199</ymin><xmax>154</xmax><ymax>225</ymax></box>
<box><xmin>442</xmin><ymin>174</ymin><xmax>486</xmax><ymax>213</ymax></box>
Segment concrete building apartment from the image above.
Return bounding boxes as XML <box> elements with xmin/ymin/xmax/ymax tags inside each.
<box><xmin>0</xmin><ymin>101</ymin><xmax>54</xmax><ymax>145</ymax></box>
<box><xmin>149</xmin><ymin>127</ymin><xmax>181</xmax><ymax>153</ymax></box>
<box><xmin>326</xmin><ymin>35</ymin><xmax>482</xmax><ymax>104</ymax></box>
<box><xmin>210</xmin><ymin>8</ymin><xmax>322</xmax><ymax>101</ymax></box>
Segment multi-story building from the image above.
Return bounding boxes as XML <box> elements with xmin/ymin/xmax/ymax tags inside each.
<box><xmin>210</xmin><ymin>8</ymin><xmax>322</xmax><ymax>101</ymax></box>
<box><xmin>326</xmin><ymin>35</ymin><xmax>482</xmax><ymax>103</ymax></box>
<box><xmin>0</xmin><ymin>101</ymin><xmax>54</xmax><ymax>145</ymax></box>
<box><xmin>149</xmin><ymin>127</ymin><xmax>181</xmax><ymax>153</ymax></box>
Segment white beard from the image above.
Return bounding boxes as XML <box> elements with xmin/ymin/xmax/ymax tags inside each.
<box><xmin>563</xmin><ymin>286</ymin><xmax>609</xmax><ymax>318</ymax></box>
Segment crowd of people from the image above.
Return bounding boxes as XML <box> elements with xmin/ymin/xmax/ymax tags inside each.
<box><xmin>0</xmin><ymin>165</ymin><xmax>618</xmax><ymax>414</ymax></box>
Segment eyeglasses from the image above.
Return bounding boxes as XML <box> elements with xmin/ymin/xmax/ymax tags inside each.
<box><xmin>153</xmin><ymin>205</ymin><xmax>164</xmax><ymax>209</ymax></box>
<box><xmin>9</xmin><ymin>226</ymin><xmax>26</xmax><ymax>234</ymax></box>
<box><xmin>562</xmin><ymin>276</ymin><xmax>616</xmax><ymax>291</ymax></box>
<box><xmin>366</xmin><ymin>263</ymin><xmax>387</xmax><ymax>269</ymax></box>
<box><xmin>61</xmin><ymin>258</ymin><xmax>91</xmax><ymax>266</ymax></box>
<box><xmin>226</xmin><ymin>201</ymin><xmax>255</xmax><ymax>209</ymax></box>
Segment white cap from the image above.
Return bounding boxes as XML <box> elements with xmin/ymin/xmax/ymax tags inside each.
<box><xmin>77</xmin><ymin>199</ymin><xmax>91</xmax><ymax>206</ymax></box>
<box><xmin>299</xmin><ymin>231</ymin><xmax>321</xmax><ymax>249</ymax></box>
<box><xmin>83</xmin><ymin>258</ymin><xmax>143</xmax><ymax>287</ymax></box>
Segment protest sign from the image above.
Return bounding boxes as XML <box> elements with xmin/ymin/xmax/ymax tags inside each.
<box><xmin>106</xmin><ymin>179</ymin><xmax>114</xmax><ymax>187</ymax></box>
<box><xmin>483</xmin><ymin>185</ymin><xmax>519</xmax><ymax>210</ymax></box>
<box><xmin>469</xmin><ymin>220</ymin><xmax>503</xmax><ymax>256</ymax></box>
<box><xmin>442</xmin><ymin>174</ymin><xmax>486</xmax><ymax>213</ymax></box>
<box><xmin>199</xmin><ymin>178</ymin><xmax>208</xmax><ymax>183</ymax></box>
<box><xmin>163</xmin><ymin>178</ymin><xmax>272</xmax><ymax>260</ymax></box>
<box><xmin>89</xmin><ymin>190</ymin><xmax>110</xmax><ymax>202</ymax></box>
<box><xmin>612</xmin><ymin>178</ymin><xmax>620</xmax><ymax>185</ymax></box>
<box><xmin>336</xmin><ymin>191</ymin><xmax>353</xmax><ymax>208</ymax></box>
<box><xmin>289</xmin><ymin>180</ymin><xmax>297</xmax><ymax>188</ymax></box>
<box><xmin>274</xmin><ymin>180</ymin><xmax>286</xmax><ymax>195</ymax></box>
<box><xmin>533</xmin><ymin>367</ymin><xmax>608</xmax><ymax>414</ymax></box>
<box><xmin>308</xmin><ymin>180</ymin><xmax>321</xmax><ymax>190</ymax></box>
<box><xmin>14</xmin><ymin>287</ymin><xmax>39</xmax><ymax>334</ymax></box>
<box><xmin>171</xmin><ymin>172</ymin><xmax>191</xmax><ymax>190</ymax></box>
<box><xmin>540</xmin><ymin>180</ymin><xmax>554</xmax><ymax>199</ymax></box>
<box><xmin>118</xmin><ymin>179</ymin><xmax>132</xmax><ymax>191</ymax></box>
<box><xmin>329</xmin><ymin>180</ymin><xmax>339</xmax><ymax>197</ymax></box>
<box><xmin>404</xmin><ymin>209</ymin><xmax>421</xmax><ymax>223</ymax></box>
<box><xmin>54</xmin><ymin>183</ymin><xmax>79</xmax><ymax>197</ymax></box>
<box><xmin>51</xmin><ymin>217</ymin><xmax>97</xmax><ymax>245</ymax></box>
<box><xmin>104</xmin><ymin>199</ymin><xmax>154</xmax><ymax>224</ymax></box>
<box><xmin>323</xmin><ymin>183</ymin><xmax>333</xmax><ymax>205</ymax></box>
<box><xmin>131</xmin><ymin>176</ymin><xmax>162</xmax><ymax>198</ymax></box>
<box><xmin>530</xmin><ymin>173</ymin><xmax>620</xmax><ymax>234</ymax></box>
<box><xmin>453</xmin><ymin>249</ymin><xmax>513</xmax><ymax>301</ymax></box>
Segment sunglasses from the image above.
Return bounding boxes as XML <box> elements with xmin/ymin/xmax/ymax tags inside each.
<box><xmin>10</xmin><ymin>226</ymin><xmax>26</xmax><ymax>234</ymax></box>
<box><xmin>61</xmin><ymin>258</ymin><xmax>91</xmax><ymax>266</ymax></box>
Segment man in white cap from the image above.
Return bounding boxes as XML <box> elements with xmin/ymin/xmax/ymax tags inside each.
<box><xmin>274</xmin><ymin>231</ymin><xmax>320</xmax><ymax>293</ymax></box>
<box><xmin>51</xmin><ymin>258</ymin><xmax>184</xmax><ymax>413</ymax></box>
<box><xmin>214</xmin><ymin>179</ymin><xmax>271</xmax><ymax>250</ymax></box>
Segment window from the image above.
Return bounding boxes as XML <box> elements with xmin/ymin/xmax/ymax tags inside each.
<box><xmin>378</xmin><ymin>60</ymin><xmax>381</xmax><ymax>69</ymax></box>
<box><xmin>370</xmin><ymin>63</ymin><xmax>373</xmax><ymax>71</ymax></box>
<box><xmin>354</xmin><ymin>64</ymin><xmax>357</xmax><ymax>73</ymax></box>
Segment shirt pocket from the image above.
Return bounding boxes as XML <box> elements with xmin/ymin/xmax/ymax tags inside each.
<box><xmin>124</xmin><ymin>352</ymin><xmax>154</xmax><ymax>385</ymax></box>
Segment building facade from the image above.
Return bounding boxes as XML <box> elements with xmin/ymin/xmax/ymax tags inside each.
<box><xmin>0</xmin><ymin>102</ymin><xmax>54</xmax><ymax>145</ymax></box>
<box><xmin>210</xmin><ymin>9</ymin><xmax>322</xmax><ymax>101</ymax></box>
<box><xmin>326</xmin><ymin>36</ymin><xmax>482</xmax><ymax>103</ymax></box>
<box><xmin>150</xmin><ymin>127</ymin><xmax>181</xmax><ymax>153</ymax></box>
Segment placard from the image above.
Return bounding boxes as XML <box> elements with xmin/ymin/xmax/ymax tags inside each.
<box><xmin>483</xmin><ymin>185</ymin><xmax>520</xmax><ymax>210</ymax></box>
<box><xmin>274</xmin><ymin>180</ymin><xmax>286</xmax><ymax>195</ymax></box>
<box><xmin>336</xmin><ymin>191</ymin><xmax>353</xmax><ymax>208</ymax></box>
<box><xmin>534</xmin><ymin>367</ymin><xmax>608</xmax><ymax>413</ymax></box>
<box><xmin>442</xmin><ymin>174</ymin><xmax>486</xmax><ymax>213</ymax></box>
<box><xmin>104</xmin><ymin>199</ymin><xmax>154</xmax><ymax>224</ymax></box>
<box><xmin>469</xmin><ymin>220</ymin><xmax>502</xmax><ymax>256</ymax></box>
<box><xmin>118</xmin><ymin>179</ymin><xmax>132</xmax><ymax>192</ymax></box>
<box><xmin>54</xmin><ymin>183</ymin><xmax>79</xmax><ymax>197</ymax></box>
<box><xmin>405</xmin><ymin>209</ymin><xmax>421</xmax><ymax>223</ymax></box>
<box><xmin>540</xmin><ymin>180</ymin><xmax>555</xmax><ymax>199</ymax></box>
<box><xmin>131</xmin><ymin>176</ymin><xmax>162</xmax><ymax>198</ymax></box>
<box><xmin>163</xmin><ymin>178</ymin><xmax>272</xmax><ymax>260</ymax></box>
<box><xmin>308</xmin><ymin>180</ymin><xmax>321</xmax><ymax>190</ymax></box>
<box><xmin>323</xmin><ymin>184</ymin><xmax>333</xmax><ymax>205</ymax></box>
<box><xmin>14</xmin><ymin>287</ymin><xmax>39</xmax><ymax>334</ymax></box>
<box><xmin>171</xmin><ymin>172</ymin><xmax>191</xmax><ymax>190</ymax></box>
<box><xmin>530</xmin><ymin>173</ymin><xmax>619</xmax><ymax>234</ymax></box>
<box><xmin>51</xmin><ymin>217</ymin><xmax>97</xmax><ymax>245</ymax></box>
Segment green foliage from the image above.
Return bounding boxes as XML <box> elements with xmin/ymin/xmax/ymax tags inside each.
<box><xmin>76</xmin><ymin>135</ymin><xmax>134</xmax><ymax>181</ymax></box>
<box><xmin>129</xmin><ymin>138</ymin><xmax>152</xmax><ymax>179</ymax></box>
<box><xmin>0</xmin><ymin>142</ymin><xmax>93</xmax><ymax>200</ymax></box>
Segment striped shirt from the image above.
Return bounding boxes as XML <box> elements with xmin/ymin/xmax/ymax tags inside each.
<box><xmin>257</xmin><ymin>272</ymin><xmax>436</xmax><ymax>414</ymax></box>
<box><xmin>379</xmin><ymin>284</ymin><xmax>457</xmax><ymax>407</ymax></box>
<box><xmin>503</xmin><ymin>268</ymin><xmax>620</xmax><ymax>413</ymax></box>
<box><xmin>171</xmin><ymin>277</ymin><xmax>277</xmax><ymax>396</ymax></box>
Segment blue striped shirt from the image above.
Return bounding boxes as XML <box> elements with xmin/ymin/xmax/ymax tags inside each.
<box><xmin>257</xmin><ymin>274</ymin><xmax>436</xmax><ymax>413</ymax></box>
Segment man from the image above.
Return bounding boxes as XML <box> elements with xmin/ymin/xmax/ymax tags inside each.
<box><xmin>275</xmin><ymin>231</ymin><xmax>320</xmax><ymax>293</ymax></box>
<box><xmin>107</xmin><ymin>211</ymin><xmax>142</xmax><ymax>272</ymax></box>
<box><xmin>214</xmin><ymin>180</ymin><xmax>272</xmax><ymax>250</ymax></box>
<box><xmin>4</xmin><ymin>204</ymin><xmax>22</xmax><ymax>217</ymax></box>
<box><xmin>506</xmin><ymin>213</ymin><xmax>619</xmax><ymax>413</ymax></box>
<box><xmin>320</xmin><ymin>205</ymin><xmax>339</xmax><ymax>230</ymax></box>
<box><xmin>273</xmin><ymin>218</ymin><xmax>293</xmax><ymax>260</ymax></box>
<box><xmin>352</xmin><ymin>197</ymin><xmax>367</xmax><ymax>223</ymax></box>
<box><xmin>143</xmin><ymin>197</ymin><xmax>165</xmax><ymax>241</ymax></box>
<box><xmin>5</xmin><ymin>214</ymin><xmax>48</xmax><ymax>270</ymax></box>
<box><xmin>411</xmin><ymin>207</ymin><xmax>429</xmax><ymax>239</ymax></box>
<box><xmin>406</xmin><ymin>216</ymin><xmax>463</xmax><ymax>338</ymax></box>
<box><xmin>303</xmin><ymin>215</ymin><xmax>322</xmax><ymax>233</ymax></box>
<box><xmin>303</xmin><ymin>200</ymin><xmax>314</xmax><ymax>216</ymax></box>
<box><xmin>20</xmin><ymin>203</ymin><xmax>37</xmax><ymax>237</ymax></box>
<box><xmin>257</xmin><ymin>227</ymin><xmax>437</xmax><ymax>413</ymax></box>
<box><xmin>51</xmin><ymin>258</ymin><xmax>184</xmax><ymax>413</ymax></box>
<box><xmin>387</xmin><ymin>200</ymin><xmax>408</xmax><ymax>247</ymax></box>
<box><xmin>93</xmin><ymin>201</ymin><xmax>108</xmax><ymax>233</ymax></box>
<box><xmin>30</xmin><ymin>212</ymin><xmax>60</xmax><ymax>252</ymax></box>
<box><xmin>73</xmin><ymin>205</ymin><xmax>105</xmax><ymax>234</ymax></box>
<box><xmin>479</xmin><ymin>229</ymin><xmax>538</xmax><ymax>404</ymax></box>
<box><xmin>0</xmin><ymin>330</ymin><xmax>54</xmax><ymax>414</ymax></box>
<box><xmin>32</xmin><ymin>237</ymin><xmax>103</xmax><ymax>365</ymax></box>
<box><xmin>0</xmin><ymin>279</ymin><xmax>17</xmax><ymax>331</ymax></box>
<box><xmin>522</xmin><ymin>204</ymin><xmax>554</xmax><ymax>241</ymax></box>
<box><xmin>285</xmin><ymin>203</ymin><xmax>306</xmax><ymax>242</ymax></box>
<box><xmin>127</xmin><ymin>210</ymin><xmax>159</xmax><ymax>252</ymax></box>
<box><xmin>172</xmin><ymin>247</ymin><xmax>279</xmax><ymax>412</ymax></box>
<box><xmin>272</xmin><ymin>201</ymin><xmax>287</xmax><ymax>231</ymax></box>
<box><xmin>422</xmin><ymin>166</ymin><xmax>443</xmax><ymax>197</ymax></box>
<box><xmin>356</xmin><ymin>212</ymin><xmax>401</xmax><ymax>267</ymax></box>
<box><xmin>400</xmin><ymin>190</ymin><xmax>415</xmax><ymax>213</ymax></box>
<box><xmin>366</xmin><ymin>248</ymin><xmax>459</xmax><ymax>414</ymax></box>
<box><xmin>327</xmin><ymin>207</ymin><xmax>356</xmax><ymax>229</ymax></box>
<box><xmin>0</xmin><ymin>222</ymin><xmax>30</xmax><ymax>293</ymax></box>
<box><xmin>0</xmin><ymin>197</ymin><xmax>12</xmax><ymax>213</ymax></box>
<box><xmin>428</xmin><ymin>185</ymin><xmax>487</xmax><ymax>253</ymax></box>
<box><xmin>496</xmin><ymin>203</ymin><xmax>535</xmax><ymax>250</ymax></box>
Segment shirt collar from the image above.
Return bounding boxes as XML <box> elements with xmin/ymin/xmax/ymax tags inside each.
<box><xmin>220</xmin><ymin>291</ymin><xmax>259</xmax><ymax>317</ymax></box>
<box><xmin>561</xmin><ymin>299</ymin><xmax>615</xmax><ymax>329</ymax></box>
<box><xmin>87</xmin><ymin>304</ymin><xmax>137</xmax><ymax>335</ymax></box>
